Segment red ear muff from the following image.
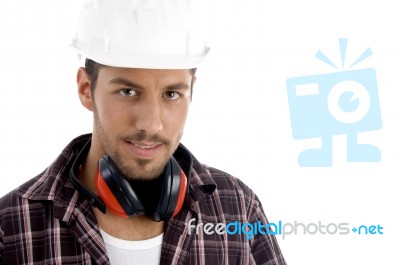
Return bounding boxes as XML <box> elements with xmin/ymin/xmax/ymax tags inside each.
<box><xmin>172</xmin><ymin>170</ymin><xmax>187</xmax><ymax>217</ymax></box>
<box><xmin>96</xmin><ymin>174</ymin><xmax>126</xmax><ymax>217</ymax></box>
<box><xmin>152</xmin><ymin>157</ymin><xmax>187</xmax><ymax>221</ymax></box>
<box><xmin>96</xmin><ymin>156</ymin><xmax>145</xmax><ymax>218</ymax></box>
<box><xmin>96</xmin><ymin>155</ymin><xmax>187</xmax><ymax>220</ymax></box>
<box><xmin>95</xmin><ymin>166</ymin><xmax>128</xmax><ymax>218</ymax></box>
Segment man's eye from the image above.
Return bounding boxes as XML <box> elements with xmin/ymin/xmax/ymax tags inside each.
<box><xmin>119</xmin><ymin>89</ymin><xmax>137</xmax><ymax>97</ymax></box>
<box><xmin>165</xmin><ymin>91</ymin><xmax>180</xmax><ymax>100</ymax></box>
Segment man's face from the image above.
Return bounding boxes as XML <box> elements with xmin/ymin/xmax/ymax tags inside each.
<box><xmin>91</xmin><ymin>67</ymin><xmax>193</xmax><ymax>181</ymax></box>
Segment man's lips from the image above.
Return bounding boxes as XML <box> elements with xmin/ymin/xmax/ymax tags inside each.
<box><xmin>125</xmin><ymin>141</ymin><xmax>163</xmax><ymax>159</ymax></box>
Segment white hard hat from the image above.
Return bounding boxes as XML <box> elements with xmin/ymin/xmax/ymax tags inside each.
<box><xmin>71</xmin><ymin>0</ymin><xmax>210</xmax><ymax>69</ymax></box>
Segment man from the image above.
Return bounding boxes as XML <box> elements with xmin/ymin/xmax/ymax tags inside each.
<box><xmin>0</xmin><ymin>0</ymin><xmax>286</xmax><ymax>264</ymax></box>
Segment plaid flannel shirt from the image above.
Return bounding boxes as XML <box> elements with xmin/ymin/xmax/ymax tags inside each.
<box><xmin>0</xmin><ymin>134</ymin><xmax>286</xmax><ymax>265</ymax></box>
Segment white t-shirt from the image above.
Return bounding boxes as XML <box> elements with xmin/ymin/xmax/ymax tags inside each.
<box><xmin>100</xmin><ymin>229</ymin><xmax>163</xmax><ymax>265</ymax></box>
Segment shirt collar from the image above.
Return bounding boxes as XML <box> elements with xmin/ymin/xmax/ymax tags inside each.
<box><xmin>173</xmin><ymin>143</ymin><xmax>217</xmax><ymax>200</ymax></box>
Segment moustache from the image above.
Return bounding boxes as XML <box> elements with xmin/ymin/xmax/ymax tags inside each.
<box><xmin>122</xmin><ymin>131</ymin><xmax>170</xmax><ymax>145</ymax></box>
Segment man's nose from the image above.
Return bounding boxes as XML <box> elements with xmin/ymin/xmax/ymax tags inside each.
<box><xmin>135</xmin><ymin>97</ymin><xmax>163</xmax><ymax>135</ymax></box>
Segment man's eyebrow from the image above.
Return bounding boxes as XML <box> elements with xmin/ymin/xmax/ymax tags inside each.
<box><xmin>166</xmin><ymin>82</ymin><xmax>190</xmax><ymax>91</ymax></box>
<box><xmin>109</xmin><ymin>78</ymin><xmax>143</xmax><ymax>89</ymax></box>
<box><xmin>109</xmin><ymin>78</ymin><xmax>190</xmax><ymax>91</ymax></box>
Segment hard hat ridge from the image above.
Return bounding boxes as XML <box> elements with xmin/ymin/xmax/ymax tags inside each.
<box><xmin>71</xmin><ymin>0</ymin><xmax>210</xmax><ymax>69</ymax></box>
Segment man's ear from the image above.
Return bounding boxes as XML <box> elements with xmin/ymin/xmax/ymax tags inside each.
<box><xmin>77</xmin><ymin>67</ymin><xmax>94</xmax><ymax>111</ymax></box>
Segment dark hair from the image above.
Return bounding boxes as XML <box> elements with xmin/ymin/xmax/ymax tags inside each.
<box><xmin>85</xmin><ymin>59</ymin><xmax>105</xmax><ymax>92</ymax></box>
<box><xmin>84</xmin><ymin>59</ymin><xmax>197</xmax><ymax>92</ymax></box>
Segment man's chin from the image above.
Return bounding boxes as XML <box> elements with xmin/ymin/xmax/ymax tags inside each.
<box><xmin>120</xmin><ymin>160</ymin><xmax>167</xmax><ymax>181</ymax></box>
<box><xmin>111</xmin><ymin>146</ymin><xmax>174</xmax><ymax>181</ymax></box>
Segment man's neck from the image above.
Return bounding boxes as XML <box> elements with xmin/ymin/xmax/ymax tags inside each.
<box><xmin>93</xmin><ymin>208</ymin><xmax>164</xmax><ymax>241</ymax></box>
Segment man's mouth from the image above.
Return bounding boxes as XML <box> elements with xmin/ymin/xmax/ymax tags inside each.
<box><xmin>132</xmin><ymin>142</ymin><xmax>159</xmax><ymax>149</ymax></box>
<box><xmin>125</xmin><ymin>141</ymin><xmax>163</xmax><ymax>159</ymax></box>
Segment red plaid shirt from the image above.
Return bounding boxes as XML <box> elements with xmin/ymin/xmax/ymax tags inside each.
<box><xmin>0</xmin><ymin>134</ymin><xmax>286</xmax><ymax>265</ymax></box>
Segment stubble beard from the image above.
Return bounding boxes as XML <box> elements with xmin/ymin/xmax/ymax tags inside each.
<box><xmin>93</xmin><ymin>109</ymin><xmax>181</xmax><ymax>181</ymax></box>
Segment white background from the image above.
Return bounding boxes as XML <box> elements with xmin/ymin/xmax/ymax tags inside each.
<box><xmin>1</xmin><ymin>0</ymin><xmax>399</xmax><ymax>264</ymax></box>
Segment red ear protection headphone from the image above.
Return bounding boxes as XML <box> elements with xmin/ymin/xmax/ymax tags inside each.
<box><xmin>71</xmin><ymin>139</ymin><xmax>189</xmax><ymax>221</ymax></box>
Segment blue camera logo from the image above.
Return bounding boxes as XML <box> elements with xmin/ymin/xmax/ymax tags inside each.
<box><xmin>286</xmin><ymin>38</ymin><xmax>382</xmax><ymax>167</ymax></box>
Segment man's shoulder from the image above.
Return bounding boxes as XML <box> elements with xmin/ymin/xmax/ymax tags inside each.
<box><xmin>0</xmin><ymin>134</ymin><xmax>91</xmax><ymax>223</ymax></box>
<box><xmin>0</xmin><ymin>173</ymin><xmax>47</xmax><ymax>217</ymax></box>
<box><xmin>194</xmin><ymin>162</ymin><xmax>256</xmax><ymax>201</ymax></box>
<box><xmin>190</xmin><ymin>163</ymin><xmax>267</xmax><ymax>226</ymax></box>
<box><xmin>1</xmin><ymin>134</ymin><xmax>91</xmax><ymax>210</ymax></box>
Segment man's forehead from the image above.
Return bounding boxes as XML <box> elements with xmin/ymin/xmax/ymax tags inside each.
<box><xmin>97</xmin><ymin>66</ymin><xmax>194</xmax><ymax>87</ymax></box>
<box><xmin>99</xmin><ymin>66</ymin><xmax>193</xmax><ymax>76</ymax></box>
